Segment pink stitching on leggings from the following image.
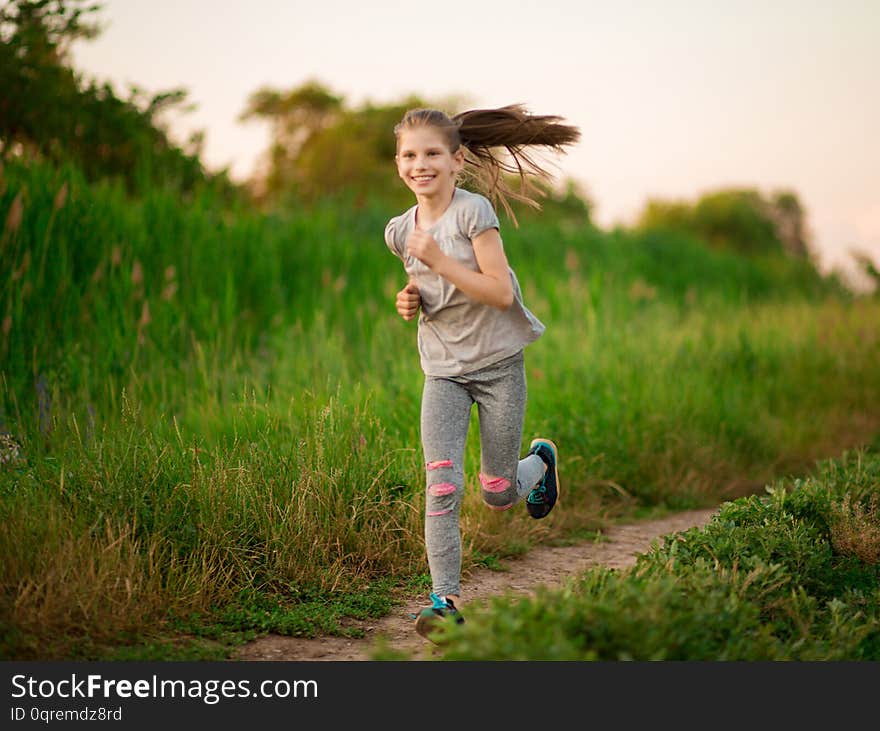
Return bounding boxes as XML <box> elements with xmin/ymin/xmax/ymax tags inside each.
<box><xmin>479</xmin><ymin>474</ymin><xmax>511</xmax><ymax>493</ymax></box>
<box><xmin>428</xmin><ymin>482</ymin><xmax>456</xmax><ymax>497</ymax></box>
<box><xmin>427</xmin><ymin>459</ymin><xmax>453</xmax><ymax>470</ymax></box>
<box><xmin>427</xmin><ymin>509</ymin><xmax>453</xmax><ymax>516</ymax></box>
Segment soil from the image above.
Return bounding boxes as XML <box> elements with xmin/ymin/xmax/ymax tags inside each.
<box><xmin>232</xmin><ymin>507</ymin><xmax>718</xmax><ymax>661</ymax></box>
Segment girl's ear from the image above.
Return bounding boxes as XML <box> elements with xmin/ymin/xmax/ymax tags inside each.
<box><xmin>453</xmin><ymin>146</ymin><xmax>465</xmax><ymax>171</ymax></box>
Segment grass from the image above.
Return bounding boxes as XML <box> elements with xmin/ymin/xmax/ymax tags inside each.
<box><xmin>1</xmin><ymin>157</ymin><xmax>879</xmax><ymax>659</ymax></box>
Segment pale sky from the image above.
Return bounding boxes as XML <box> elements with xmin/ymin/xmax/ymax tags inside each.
<box><xmin>70</xmin><ymin>0</ymin><xmax>880</xmax><ymax>286</ymax></box>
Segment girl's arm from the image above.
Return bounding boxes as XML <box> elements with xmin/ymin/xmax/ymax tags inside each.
<box><xmin>405</xmin><ymin>228</ymin><xmax>514</xmax><ymax>310</ymax></box>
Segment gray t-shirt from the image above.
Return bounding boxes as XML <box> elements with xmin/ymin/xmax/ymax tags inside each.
<box><xmin>385</xmin><ymin>187</ymin><xmax>545</xmax><ymax>376</ymax></box>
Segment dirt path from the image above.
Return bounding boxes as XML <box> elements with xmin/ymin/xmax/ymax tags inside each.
<box><xmin>233</xmin><ymin>507</ymin><xmax>717</xmax><ymax>661</ymax></box>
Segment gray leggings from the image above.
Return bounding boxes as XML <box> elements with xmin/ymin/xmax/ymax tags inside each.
<box><xmin>420</xmin><ymin>350</ymin><xmax>546</xmax><ymax>597</ymax></box>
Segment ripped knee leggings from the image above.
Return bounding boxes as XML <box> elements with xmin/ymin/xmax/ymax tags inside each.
<box><xmin>420</xmin><ymin>350</ymin><xmax>546</xmax><ymax>598</ymax></box>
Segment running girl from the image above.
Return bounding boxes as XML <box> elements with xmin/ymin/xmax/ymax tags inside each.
<box><xmin>384</xmin><ymin>105</ymin><xmax>580</xmax><ymax>639</ymax></box>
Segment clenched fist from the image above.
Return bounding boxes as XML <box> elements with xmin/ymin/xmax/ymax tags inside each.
<box><xmin>406</xmin><ymin>229</ymin><xmax>444</xmax><ymax>269</ymax></box>
<box><xmin>396</xmin><ymin>281</ymin><xmax>421</xmax><ymax>321</ymax></box>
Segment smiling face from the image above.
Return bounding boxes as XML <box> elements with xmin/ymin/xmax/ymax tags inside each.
<box><xmin>395</xmin><ymin>126</ymin><xmax>464</xmax><ymax>200</ymax></box>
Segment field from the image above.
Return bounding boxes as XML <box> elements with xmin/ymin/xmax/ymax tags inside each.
<box><xmin>1</xmin><ymin>159</ymin><xmax>879</xmax><ymax>659</ymax></box>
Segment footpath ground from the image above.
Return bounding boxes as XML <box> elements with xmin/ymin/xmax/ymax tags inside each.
<box><xmin>233</xmin><ymin>507</ymin><xmax>718</xmax><ymax>661</ymax></box>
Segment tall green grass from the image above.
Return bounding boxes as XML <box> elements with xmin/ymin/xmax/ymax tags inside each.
<box><xmin>1</xmin><ymin>158</ymin><xmax>878</xmax><ymax>659</ymax></box>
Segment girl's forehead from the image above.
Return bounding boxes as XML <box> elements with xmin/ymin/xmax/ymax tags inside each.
<box><xmin>397</xmin><ymin>126</ymin><xmax>449</xmax><ymax>150</ymax></box>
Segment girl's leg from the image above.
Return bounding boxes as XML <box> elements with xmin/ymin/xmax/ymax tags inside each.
<box><xmin>472</xmin><ymin>352</ymin><xmax>545</xmax><ymax>510</ymax></box>
<box><xmin>420</xmin><ymin>375</ymin><xmax>472</xmax><ymax>599</ymax></box>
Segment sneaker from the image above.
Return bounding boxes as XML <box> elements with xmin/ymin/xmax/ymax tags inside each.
<box><xmin>525</xmin><ymin>438</ymin><xmax>560</xmax><ymax>519</ymax></box>
<box><xmin>413</xmin><ymin>592</ymin><xmax>464</xmax><ymax>641</ymax></box>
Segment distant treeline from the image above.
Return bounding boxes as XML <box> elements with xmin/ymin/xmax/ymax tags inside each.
<box><xmin>0</xmin><ymin>0</ymin><xmax>828</xmax><ymax>265</ymax></box>
<box><xmin>239</xmin><ymin>78</ymin><xmax>815</xmax><ymax>261</ymax></box>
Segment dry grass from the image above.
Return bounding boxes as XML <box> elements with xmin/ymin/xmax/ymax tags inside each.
<box><xmin>3</xmin><ymin>513</ymin><xmax>167</xmax><ymax>655</ymax></box>
<box><xmin>829</xmin><ymin>493</ymin><xmax>880</xmax><ymax>565</ymax></box>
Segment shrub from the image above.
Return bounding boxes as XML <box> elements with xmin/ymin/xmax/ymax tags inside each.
<box><xmin>430</xmin><ymin>448</ymin><xmax>880</xmax><ymax>660</ymax></box>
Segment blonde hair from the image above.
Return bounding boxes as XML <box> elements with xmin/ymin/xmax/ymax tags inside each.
<box><xmin>394</xmin><ymin>104</ymin><xmax>580</xmax><ymax>225</ymax></box>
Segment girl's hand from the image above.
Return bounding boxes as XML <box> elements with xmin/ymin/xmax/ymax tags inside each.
<box><xmin>406</xmin><ymin>229</ymin><xmax>444</xmax><ymax>269</ymax></box>
<box><xmin>395</xmin><ymin>281</ymin><xmax>421</xmax><ymax>321</ymax></box>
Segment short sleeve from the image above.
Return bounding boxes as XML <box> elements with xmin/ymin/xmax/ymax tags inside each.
<box><xmin>461</xmin><ymin>193</ymin><xmax>500</xmax><ymax>240</ymax></box>
<box><xmin>384</xmin><ymin>217</ymin><xmax>404</xmax><ymax>259</ymax></box>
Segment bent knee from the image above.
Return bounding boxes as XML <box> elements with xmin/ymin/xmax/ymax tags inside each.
<box><xmin>480</xmin><ymin>473</ymin><xmax>516</xmax><ymax>510</ymax></box>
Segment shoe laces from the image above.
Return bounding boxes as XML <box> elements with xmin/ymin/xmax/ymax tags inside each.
<box><xmin>527</xmin><ymin>468</ymin><xmax>549</xmax><ymax>503</ymax></box>
<box><xmin>410</xmin><ymin>593</ymin><xmax>454</xmax><ymax>621</ymax></box>
<box><xmin>429</xmin><ymin>592</ymin><xmax>449</xmax><ymax>611</ymax></box>
<box><xmin>527</xmin><ymin>486</ymin><xmax>546</xmax><ymax>504</ymax></box>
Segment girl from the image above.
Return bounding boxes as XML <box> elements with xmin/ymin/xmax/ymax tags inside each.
<box><xmin>384</xmin><ymin>105</ymin><xmax>580</xmax><ymax>640</ymax></box>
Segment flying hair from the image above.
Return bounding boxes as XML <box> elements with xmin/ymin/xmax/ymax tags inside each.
<box><xmin>394</xmin><ymin>104</ymin><xmax>581</xmax><ymax>226</ymax></box>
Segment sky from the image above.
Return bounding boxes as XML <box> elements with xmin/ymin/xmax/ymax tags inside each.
<box><xmin>70</xmin><ymin>0</ymin><xmax>880</xmax><ymax>288</ymax></box>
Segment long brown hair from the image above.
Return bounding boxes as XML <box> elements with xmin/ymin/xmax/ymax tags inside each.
<box><xmin>394</xmin><ymin>104</ymin><xmax>580</xmax><ymax>225</ymax></box>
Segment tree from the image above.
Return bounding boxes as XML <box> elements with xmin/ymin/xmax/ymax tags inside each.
<box><xmin>767</xmin><ymin>191</ymin><xmax>810</xmax><ymax>258</ymax></box>
<box><xmin>239</xmin><ymin>80</ymin><xmax>592</xmax><ymax>221</ymax></box>
<box><xmin>0</xmin><ymin>0</ymin><xmax>102</xmax><ymax>60</ymax></box>
<box><xmin>0</xmin><ymin>0</ymin><xmax>99</xmax><ymax>155</ymax></box>
<box><xmin>636</xmin><ymin>188</ymin><xmax>812</xmax><ymax>258</ymax></box>
<box><xmin>0</xmin><ymin>0</ymin><xmax>229</xmax><ymax>195</ymax></box>
<box><xmin>239</xmin><ymin>80</ymin><xmax>344</xmax><ymax>199</ymax></box>
<box><xmin>241</xmin><ymin>80</ymin><xmax>423</xmax><ymax>206</ymax></box>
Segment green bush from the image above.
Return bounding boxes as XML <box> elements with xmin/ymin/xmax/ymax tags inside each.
<box><xmin>433</xmin><ymin>448</ymin><xmax>880</xmax><ymax>660</ymax></box>
<box><xmin>636</xmin><ymin>188</ymin><xmax>811</xmax><ymax>258</ymax></box>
